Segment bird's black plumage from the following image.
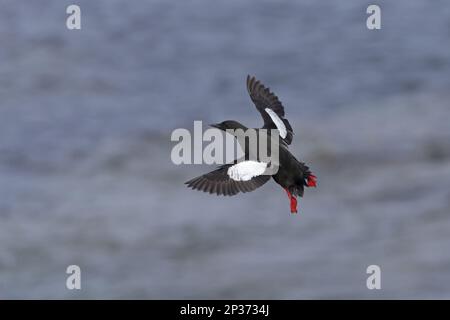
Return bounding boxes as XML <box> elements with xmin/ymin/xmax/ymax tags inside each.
<box><xmin>185</xmin><ymin>163</ymin><xmax>271</xmax><ymax>196</ymax></box>
<box><xmin>246</xmin><ymin>75</ymin><xmax>294</xmax><ymax>145</ymax></box>
<box><xmin>185</xmin><ymin>75</ymin><xmax>316</xmax><ymax>213</ymax></box>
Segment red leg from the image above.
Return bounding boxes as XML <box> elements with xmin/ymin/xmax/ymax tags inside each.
<box><xmin>284</xmin><ymin>188</ymin><xmax>298</xmax><ymax>214</ymax></box>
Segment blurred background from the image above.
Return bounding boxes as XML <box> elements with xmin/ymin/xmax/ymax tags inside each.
<box><xmin>1</xmin><ymin>0</ymin><xmax>450</xmax><ymax>298</ymax></box>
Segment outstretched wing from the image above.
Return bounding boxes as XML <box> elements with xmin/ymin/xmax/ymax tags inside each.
<box><xmin>246</xmin><ymin>75</ymin><xmax>294</xmax><ymax>145</ymax></box>
<box><xmin>185</xmin><ymin>161</ymin><xmax>271</xmax><ymax>196</ymax></box>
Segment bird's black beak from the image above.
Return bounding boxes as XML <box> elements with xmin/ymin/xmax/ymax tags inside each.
<box><xmin>210</xmin><ymin>123</ymin><xmax>221</xmax><ymax>130</ymax></box>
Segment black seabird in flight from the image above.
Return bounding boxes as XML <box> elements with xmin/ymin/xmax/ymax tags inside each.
<box><xmin>185</xmin><ymin>75</ymin><xmax>317</xmax><ymax>214</ymax></box>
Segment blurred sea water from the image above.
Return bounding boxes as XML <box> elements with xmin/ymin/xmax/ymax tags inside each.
<box><xmin>1</xmin><ymin>0</ymin><xmax>450</xmax><ymax>298</ymax></box>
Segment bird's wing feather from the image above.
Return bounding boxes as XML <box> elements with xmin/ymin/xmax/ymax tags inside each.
<box><xmin>185</xmin><ymin>161</ymin><xmax>271</xmax><ymax>196</ymax></box>
<box><xmin>246</xmin><ymin>75</ymin><xmax>294</xmax><ymax>145</ymax></box>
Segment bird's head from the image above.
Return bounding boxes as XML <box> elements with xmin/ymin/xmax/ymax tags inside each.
<box><xmin>210</xmin><ymin>120</ymin><xmax>247</xmax><ymax>131</ymax></box>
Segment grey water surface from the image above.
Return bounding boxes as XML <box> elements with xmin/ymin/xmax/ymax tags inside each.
<box><xmin>1</xmin><ymin>0</ymin><xmax>450</xmax><ymax>298</ymax></box>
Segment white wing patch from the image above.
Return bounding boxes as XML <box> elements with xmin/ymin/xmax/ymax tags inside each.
<box><xmin>227</xmin><ymin>161</ymin><xmax>268</xmax><ymax>181</ymax></box>
<box><xmin>265</xmin><ymin>108</ymin><xmax>287</xmax><ymax>139</ymax></box>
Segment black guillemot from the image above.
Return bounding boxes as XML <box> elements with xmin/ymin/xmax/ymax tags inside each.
<box><xmin>185</xmin><ymin>75</ymin><xmax>317</xmax><ymax>214</ymax></box>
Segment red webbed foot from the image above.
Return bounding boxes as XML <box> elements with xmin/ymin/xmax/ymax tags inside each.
<box><xmin>290</xmin><ymin>196</ymin><xmax>298</xmax><ymax>214</ymax></box>
<box><xmin>306</xmin><ymin>174</ymin><xmax>317</xmax><ymax>188</ymax></box>
<box><xmin>284</xmin><ymin>188</ymin><xmax>298</xmax><ymax>214</ymax></box>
